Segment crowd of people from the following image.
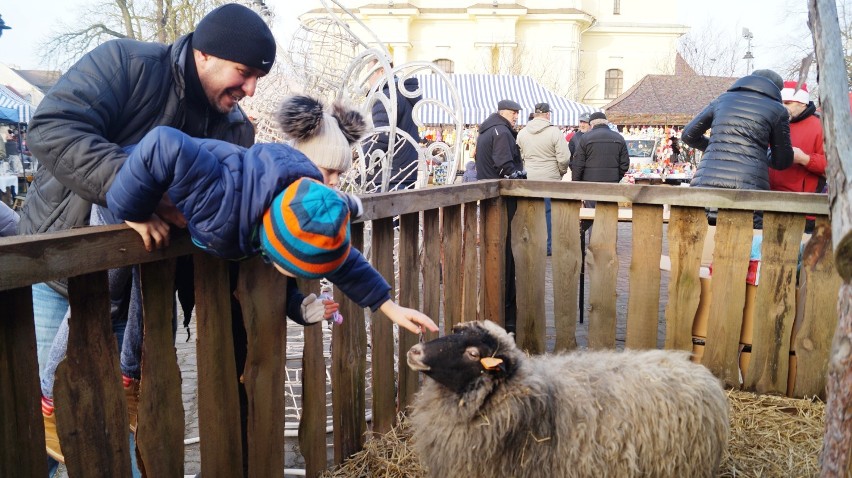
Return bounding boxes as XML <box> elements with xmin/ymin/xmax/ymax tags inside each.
<box><xmin>0</xmin><ymin>1</ymin><xmax>830</xmax><ymax>475</ymax></box>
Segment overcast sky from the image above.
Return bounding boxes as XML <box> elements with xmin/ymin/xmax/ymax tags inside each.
<box><xmin>0</xmin><ymin>0</ymin><xmax>815</xmax><ymax>73</ymax></box>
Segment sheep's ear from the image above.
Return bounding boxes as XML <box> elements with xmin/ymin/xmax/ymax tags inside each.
<box><xmin>480</xmin><ymin>357</ymin><xmax>504</xmax><ymax>370</ymax></box>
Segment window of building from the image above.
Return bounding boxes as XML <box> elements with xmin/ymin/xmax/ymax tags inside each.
<box><xmin>605</xmin><ymin>69</ymin><xmax>623</xmax><ymax>99</ymax></box>
<box><xmin>433</xmin><ymin>58</ymin><xmax>454</xmax><ymax>74</ymax></box>
<box><xmin>613</xmin><ymin>0</ymin><xmax>620</xmax><ymax>14</ymax></box>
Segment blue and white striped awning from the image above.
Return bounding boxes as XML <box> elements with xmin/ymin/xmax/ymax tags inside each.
<box><xmin>0</xmin><ymin>85</ymin><xmax>32</xmax><ymax>123</ymax></box>
<box><xmin>414</xmin><ymin>74</ymin><xmax>597</xmax><ymax>126</ymax></box>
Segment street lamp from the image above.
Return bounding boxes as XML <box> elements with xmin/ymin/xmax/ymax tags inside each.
<box><xmin>742</xmin><ymin>28</ymin><xmax>754</xmax><ymax>74</ymax></box>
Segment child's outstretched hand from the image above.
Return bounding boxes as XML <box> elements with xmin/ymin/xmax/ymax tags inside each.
<box><xmin>301</xmin><ymin>293</ymin><xmax>341</xmax><ymax>324</ymax></box>
<box><xmin>379</xmin><ymin>300</ymin><xmax>438</xmax><ymax>335</ymax></box>
<box><xmin>126</xmin><ymin>214</ymin><xmax>170</xmax><ymax>252</ymax></box>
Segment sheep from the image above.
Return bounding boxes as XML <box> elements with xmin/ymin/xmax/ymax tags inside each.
<box><xmin>406</xmin><ymin>320</ymin><xmax>729</xmax><ymax>478</ymax></box>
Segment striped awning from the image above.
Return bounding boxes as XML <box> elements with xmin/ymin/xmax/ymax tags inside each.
<box><xmin>0</xmin><ymin>85</ymin><xmax>32</xmax><ymax>123</ymax></box>
<box><xmin>414</xmin><ymin>74</ymin><xmax>597</xmax><ymax>126</ymax></box>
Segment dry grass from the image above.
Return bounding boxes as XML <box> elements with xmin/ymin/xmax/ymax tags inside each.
<box><xmin>321</xmin><ymin>390</ymin><xmax>826</xmax><ymax>478</ymax></box>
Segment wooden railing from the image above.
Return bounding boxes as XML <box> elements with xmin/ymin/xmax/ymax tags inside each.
<box><xmin>0</xmin><ymin>180</ymin><xmax>837</xmax><ymax>477</ymax></box>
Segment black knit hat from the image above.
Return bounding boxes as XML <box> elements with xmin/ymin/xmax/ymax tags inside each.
<box><xmin>193</xmin><ymin>3</ymin><xmax>276</xmax><ymax>74</ymax></box>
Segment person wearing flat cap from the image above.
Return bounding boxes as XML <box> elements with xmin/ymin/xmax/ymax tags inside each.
<box><xmin>474</xmin><ymin>99</ymin><xmax>525</xmax><ymax>333</ymax></box>
<box><xmin>517</xmin><ymin>102</ymin><xmax>571</xmax><ymax>255</ymax></box>
<box><xmin>21</xmin><ymin>3</ymin><xmax>276</xmax><ymax>473</ymax></box>
<box><xmin>571</xmin><ymin>111</ymin><xmax>630</xmax><ymax>184</ymax></box>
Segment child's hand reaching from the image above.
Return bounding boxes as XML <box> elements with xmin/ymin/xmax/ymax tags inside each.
<box><xmin>126</xmin><ymin>214</ymin><xmax>170</xmax><ymax>252</ymax></box>
<box><xmin>379</xmin><ymin>300</ymin><xmax>439</xmax><ymax>335</ymax></box>
<box><xmin>301</xmin><ymin>293</ymin><xmax>341</xmax><ymax>324</ymax></box>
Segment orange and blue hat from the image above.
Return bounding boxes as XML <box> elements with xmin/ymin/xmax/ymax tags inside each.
<box><xmin>260</xmin><ymin>178</ymin><xmax>361</xmax><ymax>278</ymax></box>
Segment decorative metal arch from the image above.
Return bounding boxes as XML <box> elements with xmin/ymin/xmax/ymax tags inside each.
<box><xmin>247</xmin><ymin>0</ymin><xmax>466</xmax><ymax>194</ymax></box>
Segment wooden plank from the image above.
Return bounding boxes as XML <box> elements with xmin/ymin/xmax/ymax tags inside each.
<box><xmin>551</xmin><ymin>199</ymin><xmax>581</xmax><ymax>352</ymax></box>
<box><xmin>397</xmin><ymin>212</ymin><xmax>421</xmax><ymax>411</ymax></box>
<box><xmin>479</xmin><ymin>197</ymin><xmax>507</xmax><ymax>327</ymax></box>
<box><xmin>499</xmin><ymin>180</ymin><xmax>829</xmax><ymax>215</ymax></box>
<box><xmin>792</xmin><ymin>217</ymin><xmax>842</xmax><ymax>399</ymax></box>
<box><xmin>332</xmin><ymin>223</ymin><xmax>367</xmax><ymax>463</ymax></box>
<box><xmin>586</xmin><ymin>202</ymin><xmax>619</xmax><ymax>349</ymax></box>
<box><xmin>702</xmin><ymin>209</ymin><xmax>753</xmax><ymax>387</ymax></box>
<box><xmin>55</xmin><ymin>271</ymin><xmax>132</xmax><ymax>478</ymax></box>
<box><xmin>357</xmin><ymin>180</ymin><xmax>500</xmax><ymax>221</ymax></box>
<box><xmin>237</xmin><ymin>257</ymin><xmax>288</xmax><ymax>478</ymax></box>
<box><xmin>136</xmin><ymin>259</ymin><xmax>184</xmax><ymax>477</ymax></box>
<box><xmin>370</xmin><ymin>217</ymin><xmax>396</xmax><ymax>434</ymax></box>
<box><xmin>664</xmin><ymin>207</ymin><xmax>707</xmax><ymax>351</ymax></box>
<box><xmin>296</xmin><ymin>279</ymin><xmax>325</xmax><ymax>478</ymax></box>
<box><xmin>442</xmin><ymin>205</ymin><xmax>463</xmax><ymax>332</ymax></box>
<box><xmin>422</xmin><ymin>209</ymin><xmax>441</xmax><ymax>342</ymax></box>
<box><xmin>462</xmin><ymin>202</ymin><xmax>479</xmax><ymax>321</ymax></box>
<box><xmin>194</xmin><ymin>253</ymin><xmax>243</xmax><ymax>477</ymax></box>
<box><xmin>0</xmin><ymin>226</ymin><xmax>195</xmax><ymax>291</ymax></box>
<box><xmin>0</xmin><ymin>286</ymin><xmax>48</xmax><ymax>478</ymax></box>
<box><xmin>743</xmin><ymin>213</ymin><xmax>804</xmax><ymax>394</ymax></box>
<box><xmin>0</xmin><ymin>183</ymin><xmax>830</xmax><ymax>292</ymax></box>
<box><xmin>626</xmin><ymin>204</ymin><xmax>664</xmax><ymax>349</ymax></box>
<box><xmin>511</xmin><ymin>198</ymin><xmax>547</xmax><ymax>354</ymax></box>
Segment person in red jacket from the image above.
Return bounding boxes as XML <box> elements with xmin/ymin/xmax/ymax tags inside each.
<box><xmin>769</xmin><ymin>81</ymin><xmax>826</xmax><ymax>195</ymax></box>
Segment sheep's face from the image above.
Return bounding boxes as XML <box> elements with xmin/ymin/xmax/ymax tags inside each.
<box><xmin>407</xmin><ymin>322</ymin><xmax>515</xmax><ymax>395</ymax></box>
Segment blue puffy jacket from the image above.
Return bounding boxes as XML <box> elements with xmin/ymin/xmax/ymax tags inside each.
<box><xmin>107</xmin><ymin>126</ymin><xmax>392</xmax><ymax>311</ymax></box>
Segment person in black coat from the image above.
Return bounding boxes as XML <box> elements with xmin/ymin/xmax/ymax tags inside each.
<box><xmin>571</xmin><ymin>111</ymin><xmax>629</xmax><ymax>183</ymax></box>
<box><xmin>568</xmin><ymin>112</ymin><xmax>591</xmax><ymax>156</ymax></box>
<box><xmin>475</xmin><ymin>99</ymin><xmax>524</xmax><ymax>180</ymax></box>
<box><xmin>683</xmin><ymin>69</ymin><xmax>793</xmax><ymax>192</ymax></box>
<box><xmin>365</xmin><ymin>60</ymin><xmax>423</xmax><ymax>190</ymax></box>
<box><xmin>682</xmin><ymin>69</ymin><xmax>793</xmax><ymax>228</ymax></box>
<box><xmin>474</xmin><ymin>99</ymin><xmax>525</xmax><ymax>334</ymax></box>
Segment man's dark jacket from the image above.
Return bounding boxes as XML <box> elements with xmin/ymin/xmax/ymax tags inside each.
<box><xmin>568</xmin><ymin>130</ymin><xmax>584</xmax><ymax>156</ymax></box>
<box><xmin>369</xmin><ymin>77</ymin><xmax>422</xmax><ymax>189</ymax></box>
<box><xmin>571</xmin><ymin>124</ymin><xmax>629</xmax><ymax>182</ymax></box>
<box><xmin>21</xmin><ymin>33</ymin><xmax>255</xmax><ymax>237</ymax></box>
<box><xmin>682</xmin><ymin>74</ymin><xmax>793</xmax><ymax>190</ymax></box>
<box><xmin>475</xmin><ymin>113</ymin><xmax>522</xmax><ymax>179</ymax></box>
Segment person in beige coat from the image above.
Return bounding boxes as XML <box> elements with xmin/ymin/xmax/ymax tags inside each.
<box><xmin>517</xmin><ymin>102</ymin><xmax>571</xmax><ymax>255</ymax></box>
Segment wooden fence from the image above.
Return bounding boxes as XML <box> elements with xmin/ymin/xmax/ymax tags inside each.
<box><xmin>0</xmin><ymin>180</ymin><xmax>837</xmax><ymax>477</ymax></box>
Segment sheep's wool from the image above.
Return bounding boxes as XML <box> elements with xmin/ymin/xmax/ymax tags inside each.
<box><xmin>409</xmin><ymin>321</ymin><xmax>729</xmax><ymax>478</ymax></box>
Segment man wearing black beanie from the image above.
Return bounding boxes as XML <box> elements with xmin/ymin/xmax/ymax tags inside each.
<box><xmin>21</xmin><ymin>3</ymin><xmax>274</xmax><ymax>475</ymax></box>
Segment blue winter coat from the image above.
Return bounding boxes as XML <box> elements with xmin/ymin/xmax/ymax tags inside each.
<box><xmin>107</xmin><ymin>126</ymin><xmax>392</xmax><ymax>311</ymax></box>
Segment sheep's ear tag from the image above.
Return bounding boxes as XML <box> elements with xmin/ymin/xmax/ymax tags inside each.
<box><xmin>481</xmin><ymin>357</ymin><xmax>503</xmax><ymax>370</ymax></box>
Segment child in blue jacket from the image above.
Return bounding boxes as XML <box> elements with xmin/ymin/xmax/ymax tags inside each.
<box><xmin>40</xmin><ymin>97</ymin><xmax>436</xmax><ymax>464</ymax></box>
<box><xmin>106</xmin><ymin>95</ymin><xmax>435</xmax><ymax>333</ymax></box>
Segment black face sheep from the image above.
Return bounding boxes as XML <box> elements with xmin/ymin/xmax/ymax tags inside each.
<box><xmin>406</xmin><ymin>320</ymin><xmax>729</xmax><ymax>478</ymax></box>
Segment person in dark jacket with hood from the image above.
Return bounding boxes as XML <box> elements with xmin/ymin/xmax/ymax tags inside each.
<box><xmin>682</xmin><ymin>69</ymin><xmax>794</xmax><ymax>228</ymax></box>
<box><xmin>474</xmin><ymin>99</ymin><xmax>525</xmax><ymax>334</ymax></box>
<box><xmin>365</xmin><ymin>59</ymin><xmax>423</xmax><ymax>191</ymax></box>
<box><xmin>571</xmin><ymin>111</ymin><xmax>629</xmax><ymax>183</ymax></box>
<box><xmin>23</xmin><ymin>4</ymin><xmax>277</xmax><ymax>474</ymax></box>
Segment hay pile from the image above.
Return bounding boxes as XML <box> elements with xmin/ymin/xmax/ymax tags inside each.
<box><xmin>321</xmin><ymin>390</ymin><xmax>825</xmax><ymax>477</ymax></box>
<box><xmin>719</xmin><ymin>389</ymin><xmax>825</xmax><ymax>477</ymax></box>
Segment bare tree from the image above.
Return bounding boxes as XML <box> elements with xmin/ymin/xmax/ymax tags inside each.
<box><xmin>474</xmin><ymin>43</ymin><xmax>582</xmax><ymax>99</ymax></box>
<box><xmin>678</xmin><ymin>21</ymin><xmax>746</xmax><ymax>76</ymax></box>
<box><xmin>37</xmin><ymin>0</ymin><xmax>225</xmax><ymax>70</ymax></box>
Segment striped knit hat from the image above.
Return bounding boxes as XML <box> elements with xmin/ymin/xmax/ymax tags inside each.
<box><xmin>260</xmin><ymin>178</ymin><xmax>360</xmax><ymax>278</ymax></box>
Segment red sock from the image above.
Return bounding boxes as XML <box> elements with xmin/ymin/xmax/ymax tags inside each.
<box><xmin>41</xmin><ymin>395</ymin><xmax>54</xmax><ymax>416</ymax></box>
<box><xmin>122</xmin><ymin>374</ymin><xmax>133</xmax><ymax>388</ymax></box>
